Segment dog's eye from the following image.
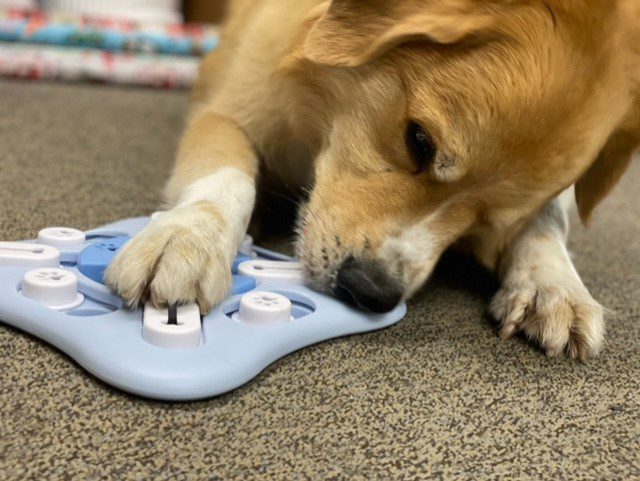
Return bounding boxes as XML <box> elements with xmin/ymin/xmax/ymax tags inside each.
<box><xmin>406</xmin><ymin>121</ymin><xmax>436</xmax><ymax>174</ymax></box>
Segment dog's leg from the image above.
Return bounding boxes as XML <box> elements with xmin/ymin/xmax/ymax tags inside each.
<box><xmin>105</xmin><ymin>110</ymin><xmax>257</xmax><ymax>313</ymax></box>
<box><xmin>489</xmin><ymin>191</ymin><xmax>605</xmax><ymax>359</ymax></box>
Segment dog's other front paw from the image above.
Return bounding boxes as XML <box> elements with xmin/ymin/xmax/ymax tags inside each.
<box><xmin>489</xmin><ymin>273</ymin><xmax>605</xmax><ymax>360</ymax></box>
<box><xmin>105</xmin><ymin>207</ymin><xmax>233</xmax><ymax>314</ymax></box>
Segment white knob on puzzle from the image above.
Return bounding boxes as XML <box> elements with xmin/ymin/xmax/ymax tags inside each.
<box><xmin>237</xmin><ymin>260</ymin><xmax>305</xmax><ymax>284</ymax></box>
<box><xmin>37</xmin><ymin>227</ymin><xmax>86</xmax><ymax>250</ymax></box>
<box><xmin>150</xmin><ymin>211</ymin><xmax>166</xmax><ymax>220</ymax></box>
<box><xmin>0</xmin><ymin>242</ymin><xmax>60</xmax><ymax>268</ymax></box>
<box><xmin>143</xmin><ymin>303</ymin><xmax>202</xmax><ymax>349</ymax></box>
<box><xmin>238</xmin><ymin>234</ymin><xmax>253</xmax><ymax>256</ymax></box>
<box><xmin>233</xmin><ymin>291</ymin><xmax>293</xmax><ymax>326</ymax></box>
<box><xmin>22</xmin><ymin>268</ymin><xmax>84</xmax><ymax>310</ymax></box>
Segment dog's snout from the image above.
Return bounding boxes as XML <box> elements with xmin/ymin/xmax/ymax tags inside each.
<box><xmin>334</xmin><ymin>257</ymin><xmax>403</xmax><ymax>313</ymax></box>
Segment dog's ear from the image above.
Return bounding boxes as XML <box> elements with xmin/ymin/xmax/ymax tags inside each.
<box><xmin>575</xmin><ymin>129</ymin><xmax>638</xmax><ymax>224</ymax></box>
<box><xmin>304</xmin><ymin>0</ymin><xmax>503</xmax><ymax>67</ymax></box>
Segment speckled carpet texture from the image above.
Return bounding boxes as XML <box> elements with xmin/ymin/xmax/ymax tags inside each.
<box><xmin>0</xmin><ymin>80</ymin><xmax>639</xmax><ymax>480</ymax></box>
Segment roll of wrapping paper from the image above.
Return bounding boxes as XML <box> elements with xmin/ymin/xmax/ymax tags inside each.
<box><xmin>0</xmin><ymin>8</ymin><xmax>219</xmax><ymax>56</ymax></box>
<box><xmin>0</xmin><ymin>43</ymin><xmax>199</xmax><ymax>88</ymax></box>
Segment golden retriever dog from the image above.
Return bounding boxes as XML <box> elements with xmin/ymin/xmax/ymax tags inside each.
<box><xmin>106</xmin><ymin>0</ymin><xmax>640</xmax><ymax>359</ymax></box>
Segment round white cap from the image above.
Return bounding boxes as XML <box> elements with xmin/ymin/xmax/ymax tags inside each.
<box><xmin>22</xmin><ymin>268</ymin><xmax>84</xmax><ymax>310</ymax></box>
<box><xmin>37</xmin><ymin>227</ymin><xmax>86</xmax><ymax>250</ymax></box>
<box><xmin>233</xmin><ymin>291</ymin><xmax>292</xmax><ymax>326</ymax></box>
<box><xmin>238</xmin><ymin>235</ymin><xmax>253</xmax><ymax>256</ymax></box>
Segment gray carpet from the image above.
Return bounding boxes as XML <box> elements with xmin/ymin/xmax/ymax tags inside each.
<box><xmin>0</xmin><ymin>80</ymin><xmax>638</xmax><ymax>480</ymax></box>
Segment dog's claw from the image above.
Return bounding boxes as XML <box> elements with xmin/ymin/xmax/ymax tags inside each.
<box><xmin>490</xmin><ymin>278</ymin><xmax>604</xmax><ymax>359</ymax></box>
<box><xmin>499</xmin><ymin>323</ymin><xmax>517</xmax><ymax>340</ymax></box>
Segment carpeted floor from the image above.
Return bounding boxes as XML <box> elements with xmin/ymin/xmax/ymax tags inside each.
<box><xmin>0</xmin><ymin>80</ymin><xmax>638</xmax><ymax>480</ymax></box>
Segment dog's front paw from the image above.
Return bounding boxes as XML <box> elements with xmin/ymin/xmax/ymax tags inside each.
<box><xmin>105</xmin><ymin>207</ymin><xmax>233</xmax><ymax>314</ymax></box>
<box><xmin>489</xmin><ymin>273</ymin><xmax>605</xmax><ymax>359</ymax></box>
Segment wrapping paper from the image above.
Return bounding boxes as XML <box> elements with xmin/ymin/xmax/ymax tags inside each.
<box><xmin>0</xmin><ymin>43</ymin><xmax>200</xmax><ymax>87</ymax></box>
<box><xmin>0</xmin><ymin>8</ymin><xmax>218</xmax><ymax>55</ymax></box>
<box><xmin>38</xmin><ymin>0</ymin><xmax>182</xmax><ymax>24</ymax></box>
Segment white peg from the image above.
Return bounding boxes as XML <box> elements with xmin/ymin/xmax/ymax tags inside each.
<box><xmin>0</xmin><ymin>242</ymin><xmax>60</xmax><ymax>268</ymax></box>
<box><xmin>37</xmin><ymin>227</ymin><xmax>86</xmax><ymax>250</ymax></box>
<box><xmin>232</xmin><ymin>291</ymin><xmax>293</xmax><ymax>326</ymax></box>
<box><xmin>143</xmin><ymin>303</ymin><xmax>202</xmax><ymax>349</ymax></box>
<box><xmin>22</xmin><ymin>268</ymin><xmax>84</xmax><ymax>310</ymax></box>
<box><xmin>237</xmin><ymin>260</ymin><xmax>305</xmax><ymax>284</ymax></box>
<box><xmin>238</xmin><ymin>234</ymin><xmax>253</xmax><ymax>256</ymax></box>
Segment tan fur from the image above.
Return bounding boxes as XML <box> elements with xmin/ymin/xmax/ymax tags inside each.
<box><xmin>106</xmin><ymin>0</ymin><xmax>640</xmax><ymax>359</ymax></box>
<box><xmin>164</xmin><ymin>110</ymin><xmax>257</xmax><ymax>201</ymax></box>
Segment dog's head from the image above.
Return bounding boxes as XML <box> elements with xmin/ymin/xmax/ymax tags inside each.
<box><xmin>283</xmin><ymin>0</ymin><xmax>639</xmax><ymax>312</ymax></box>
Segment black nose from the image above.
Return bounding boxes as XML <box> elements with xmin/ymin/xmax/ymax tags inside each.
<box><xmin>334</xmin><ymin>257</ymin><xmax>403</xmax><ymax>313</ymax></box>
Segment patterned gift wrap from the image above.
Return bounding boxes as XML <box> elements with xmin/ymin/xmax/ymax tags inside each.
<box><xmin>0</xmin><ymin>43</ymin><xmax>200</xmax><ymax>88</ymax></box>
<box><xmin>0</xmin><ymin>8</ymin><xmax>219</xmax><ymax>55</ymax></box>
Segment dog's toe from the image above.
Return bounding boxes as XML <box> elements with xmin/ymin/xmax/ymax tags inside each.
<box><xmin>490</xmin><ymin>277</ymin><xmax>604</xmax><ymax>360</ymax></box>
<box><xmin>144</xmin><ymin>230</ymin><xmax>231</xmax><ymax>313</ymax></box>
<box><xmin>105</xmin><ymin>212</ymin><xmax>232</xmax><ymax>314</ymax></box>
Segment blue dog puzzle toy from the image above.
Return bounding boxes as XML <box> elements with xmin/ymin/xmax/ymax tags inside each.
<box><xmin>0</xmin><ymin>216</ymin><xmax>406</xmax><ymax>400</ymax></box>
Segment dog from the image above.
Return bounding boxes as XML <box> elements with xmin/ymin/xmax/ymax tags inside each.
<box><xmin>105</xmin><ymin>0</ymin><xmax>640</xmax><ymax>359</ymax></box>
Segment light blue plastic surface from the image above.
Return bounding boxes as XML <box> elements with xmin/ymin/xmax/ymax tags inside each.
<box><xmin>0</xmin><ymin>217</ymin><xmax>406</xmax><ymax>400</ymax></box>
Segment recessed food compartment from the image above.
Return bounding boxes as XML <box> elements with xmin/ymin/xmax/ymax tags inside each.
<box><xmin>85</xmin><ymin>231</ymin><xmax>129</xmax><ymax>242</ymax></box>
<box><xmin>76</xmin><ymin>236</ymin><xmax>131</xmax><ymax>284</ymax></box>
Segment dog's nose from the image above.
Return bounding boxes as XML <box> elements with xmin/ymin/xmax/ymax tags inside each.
<box><xmin>334</xmin><ymin>257</ymin><xmax>403</xmax><ymax>313</ymax></box>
